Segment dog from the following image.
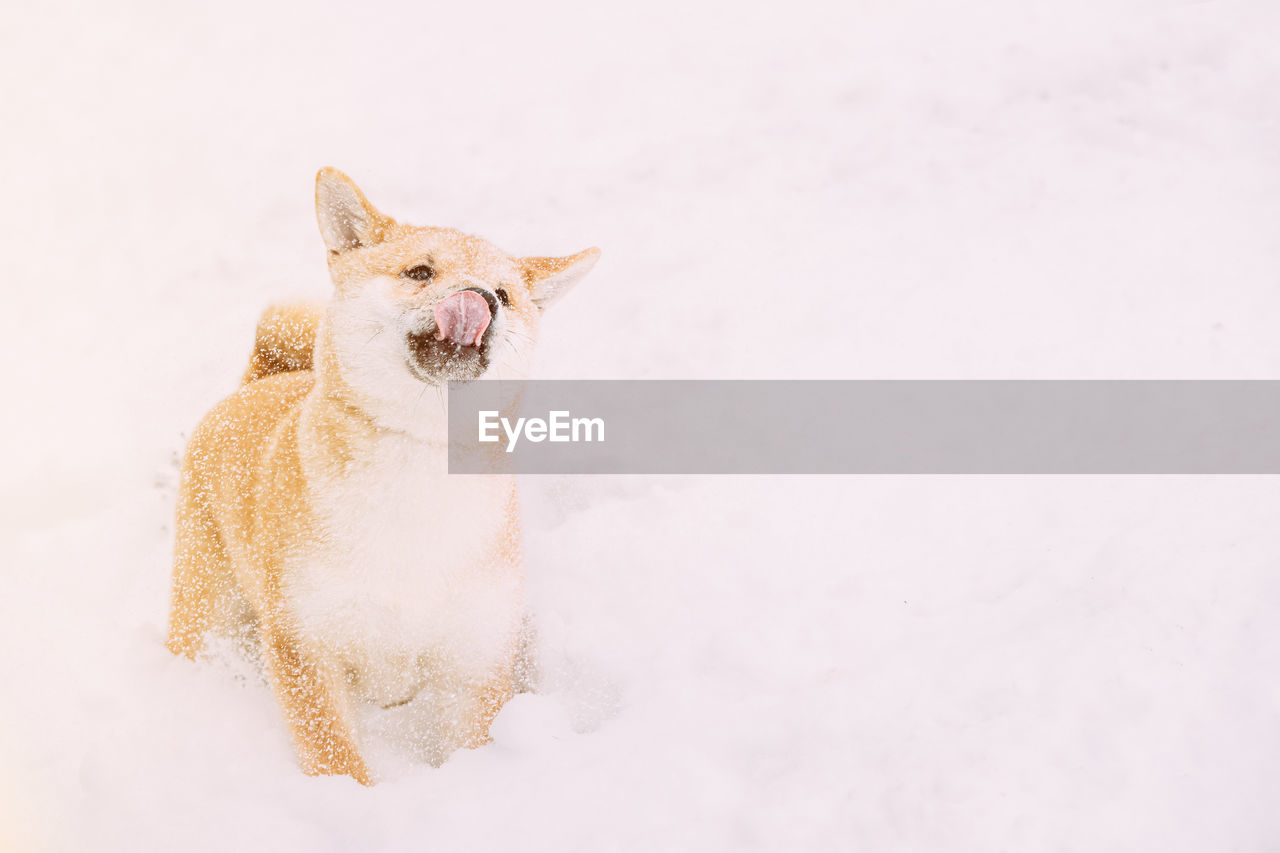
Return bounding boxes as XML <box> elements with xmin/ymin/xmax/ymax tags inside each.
<box><xmin>166</xmin><ymin>168</ymin><xmax>598</xmax><ymax>784</ymax></box>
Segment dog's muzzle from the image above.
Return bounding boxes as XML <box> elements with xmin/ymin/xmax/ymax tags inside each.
<box><xmin>405</xmin><ymin>287</ymin><xmax>499</xmax><ymax>382</ymax></box>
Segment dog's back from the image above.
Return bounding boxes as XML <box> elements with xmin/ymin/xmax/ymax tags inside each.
<box><xmin>168</xmin><ymin>301</ymin><xmax>323</xmax><ymax>656</ymax></box>
<box><xmin>166</xmin><ymin>365</ymin><xmax>314</xmax><ymax>658</ymax></box>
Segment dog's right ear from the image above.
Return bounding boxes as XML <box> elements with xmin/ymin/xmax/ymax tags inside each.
<box><xmin>315</xmin><ymin>168</ymin><xmax>393</xmax><ymax>254</ymax></box>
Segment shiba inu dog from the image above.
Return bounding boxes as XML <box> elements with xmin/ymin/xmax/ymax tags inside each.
<box><xmin>166</xmin><ymin>168</ymin><xmax>598</xmax><ymax>785</ymax></box>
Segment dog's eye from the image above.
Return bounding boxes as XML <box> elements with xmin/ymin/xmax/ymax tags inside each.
<box><xmin>495</xmin><ymin>287</ymin><xmax>511</xmax><ymax>307</ymax></box>
<box><xmin>402</xmin><ymin>264</ymin><xmax>435</xmax><ymax>282</ymax></box>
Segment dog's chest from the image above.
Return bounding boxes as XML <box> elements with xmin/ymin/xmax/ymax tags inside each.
<box><xmin>284</xmin><ymin>439</ymin><xmax>521</xmax><ymax>690</ymax></box>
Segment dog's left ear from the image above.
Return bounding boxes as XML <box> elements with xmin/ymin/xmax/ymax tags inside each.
<box><xmin>315</xmin><ymin>168</ymin><xmax>394</xmax><ymax>254</ymax></box>
<box><xmin>519</xmin><ymin>247</ymin><xmax>601</xmax><ymax>310</ymax></box>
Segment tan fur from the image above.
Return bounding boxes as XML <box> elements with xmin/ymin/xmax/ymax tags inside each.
<box><xmin>167</xmin><ymin>168</ymin><xmax>597</xmax><ymax>785</ymax></box>
<box><xmin>241</xmin><ymin>302</ymin><xmax>324</xmax><ymax>384</ymax></box>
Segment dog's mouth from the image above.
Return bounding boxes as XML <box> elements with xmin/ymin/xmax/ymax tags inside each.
<box><xmin>405</xmin><ymin>287</ymin><xmax>499</xmax><ymax>383</ymax></box>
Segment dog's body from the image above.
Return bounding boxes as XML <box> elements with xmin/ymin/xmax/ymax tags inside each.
<box><xmin>167</xmin><ymin>169</ymin><xmax>597</xmax><ymax>784</ymax></box>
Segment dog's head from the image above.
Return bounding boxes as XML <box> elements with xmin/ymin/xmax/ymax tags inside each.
<box><xmin>314</xmin><ymin>168</ymin><xmax>597</xmax><ymax>426</ymax></box>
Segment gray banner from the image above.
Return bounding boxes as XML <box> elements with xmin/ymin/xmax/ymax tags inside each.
<box><xmin>446</xmin><ymin>381</ymin><xmax>1280</xmax><ymax>474</ymax></box>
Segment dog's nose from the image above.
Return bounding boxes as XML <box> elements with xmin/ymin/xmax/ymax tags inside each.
<box><xmin>461</xmin><ymin>286</ymin><xmax>500</xmax><ymax>317</ymax></box>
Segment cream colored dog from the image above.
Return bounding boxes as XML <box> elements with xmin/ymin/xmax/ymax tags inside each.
<box><xmin>166</xmin><ymin>168</ymin><xmax>598</xmax><ymax>784</ymax></box>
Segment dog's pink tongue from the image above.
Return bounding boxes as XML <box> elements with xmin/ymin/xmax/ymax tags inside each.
<box><xmin>433</xmin><ymin>291</ymin><xmax>491</xmax><ymax>347</ymax></box>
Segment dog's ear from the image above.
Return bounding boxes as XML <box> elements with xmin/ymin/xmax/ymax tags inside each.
<box><xmin>519</xmin><ymin>248</ymin><xmax>600</xmax><ymax>310</ymax></box>
<box><xmin>315</xmin><ymin>168</ymin><xmax>394</xmax><ymax>254</ymax></box>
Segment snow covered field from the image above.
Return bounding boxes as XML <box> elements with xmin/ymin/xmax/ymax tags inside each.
<box><xmin>3</xmin><ymin>0</ymin><xmax>1280</xmax><ymax>849</ymax></box>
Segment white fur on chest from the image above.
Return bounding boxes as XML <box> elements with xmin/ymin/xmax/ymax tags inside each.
<box><xmin>284</xmin><ymin>433</ymin><xmax>521</xmax><ymax>704</ymax></box>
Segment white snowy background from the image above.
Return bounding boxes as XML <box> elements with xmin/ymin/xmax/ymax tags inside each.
<box><xmin>2</xmin><ymin>0</ymin><xmax>1280</xmax><ymax>849</ymax></box>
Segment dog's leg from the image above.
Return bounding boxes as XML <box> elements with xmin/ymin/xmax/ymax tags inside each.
<box><xmin>166</xmin><ymin>482</ymin><xmax>227</xmax><ymax>659</ymax></box>
<box><xmin>461</xmin><ymin>668</ymin><xmax>516</xmax><ymax>750</ymax></box>
<box><xmin>260</xmin><ymin>622</ymin><xmax>373</xmax><ymax>786</ymax></box>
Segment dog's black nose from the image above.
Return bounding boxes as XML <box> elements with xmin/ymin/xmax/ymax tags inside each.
<box><xmin>461</xmin><ymin>287</ymin><xmax>500</xmax><ymax>317</ymax></box>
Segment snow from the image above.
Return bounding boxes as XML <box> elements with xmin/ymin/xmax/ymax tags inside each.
<box><xmin>3</xmin><ymin>0</ymin><xmax>1280</xmax><ymax>849</ymax></box>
